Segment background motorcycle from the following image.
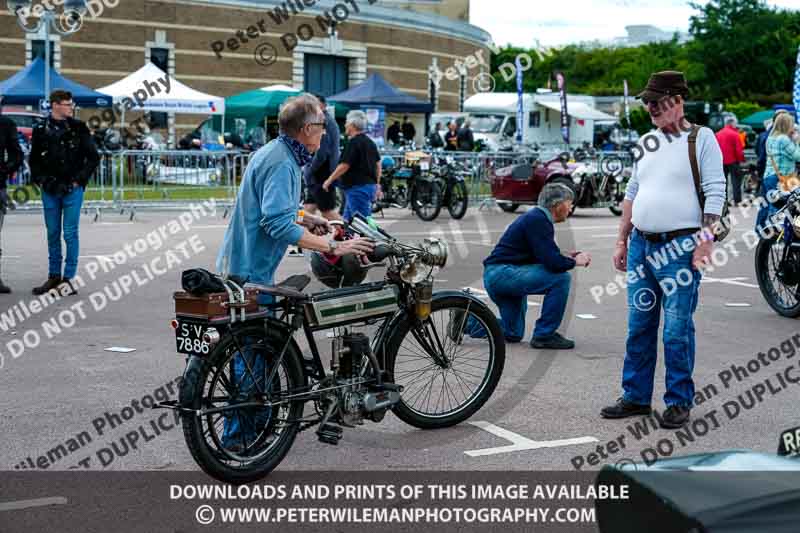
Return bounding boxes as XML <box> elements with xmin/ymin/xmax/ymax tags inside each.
<box><xmin>165</xmin><ymin>215</ymin><xmax>505</xmax><ymax>483</ymax></box>
<box><xmin>755</xmin><ymin>188</ymin><xmax>800</xmax><ymax>317</ymax></box>
<box><xmin>430</xmin><ymin>154</ymin><xmax>470</xmax><ymax>220</ymax></box>
<box><xmin>569</xmin><ymin>159</ymin><xmax>630</xmax><ymax>216</ymax></box>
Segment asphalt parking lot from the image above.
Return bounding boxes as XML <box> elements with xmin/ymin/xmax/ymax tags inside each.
<box><xmin>0</xmin><ymin>202</ymin><xmax>796</xmax><ymax>475</ymax></box>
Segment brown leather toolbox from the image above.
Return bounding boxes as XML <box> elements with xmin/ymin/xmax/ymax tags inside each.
<box><xmin>173</xmin><ymin>288</ymin><xmax>260</xmax><ymax>320</ymax></box>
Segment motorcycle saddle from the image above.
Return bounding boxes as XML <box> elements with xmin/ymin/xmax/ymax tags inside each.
<box><xmin>247</xmin><ymin>274</ymin><xmax>311</xmax><ymax>300</ymax></box>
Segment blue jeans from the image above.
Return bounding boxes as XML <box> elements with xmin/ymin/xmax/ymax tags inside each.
<box><xmin>343</xmin><ymin>184</ymin><xmax>377</xmax><ymax>222</ymax></box>
<box><xmin>756</xmin><ymin>174</ymin><xmax>779</xmax><ymax>232</ymax></box>
<box><xmin>622</xmin><ymin>230</ymin><xmax>701</xmax><ymax>408</ymax></box>
<box><xmin>466</xmin><ymin>263</ymin><xmax>571</xmax><ymax>342</ymax></box>
<box><xmin>42</xmin><ymin>187</ymin><xmax>84</xmax><ymax>279</ymax></box>
<box><xmin>222</xmin><ymin>294</ymin><xmax>273</xmax><ymax>448</ymax></box>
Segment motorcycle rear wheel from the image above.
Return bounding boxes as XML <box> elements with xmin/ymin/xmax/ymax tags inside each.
<box><xmin>386</xmin><ymin>295</ymin><xmax>505</xmax><ymax>429</ymax></box>
<box><xmin>755</xmin><ymin>234</ymin><xmax>800</xmax><ymax>317</ymax></box>
<box><xmin>447</xmin><ymin>181</ymin><xmax>469</xmax><ymax>219</ymax></box>
<box><xmin>412</xmin><ymin>181</ymin><xmax>443</xmax><ymax>221</ymax></box>
<box><xmin>180</xmin><ymin>324</ymin><xmax>305</xmax><ymax>484</ymax></box>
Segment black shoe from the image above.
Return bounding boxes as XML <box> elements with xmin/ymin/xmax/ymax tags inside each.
<box><xmin>659</xmin><ymin>405</ymin><xmax>690</xmax><ymax>429</ymax></box>
<box><xmin>32</xmin><ymin>275</ymin><xmax>62</xmax><ymax>295</ymax></box>
<box><xmin>448</xmin><ymin>309</ymin><xmax>467</xmax><ymax>343</ymax></box>
<box><xmin>530</xmin><ymin>332</ymin><xmax>575</xmax><ymax>350</ymax></box>
<box><xmin>601</xmin><ymin>397</ymin><xmax>652</xmax><ymax>419</ymax></box>
<box><xmin>61</xmin><ymin>279</ymin><xmax>78</xmax><ymax>296</ymax></box>
<box><xmin>0</xmin><ymin>278</ymin><xmax>9</xmax><ymax>294</ymax></box>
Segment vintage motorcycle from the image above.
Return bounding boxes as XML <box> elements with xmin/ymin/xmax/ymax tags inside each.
<box><xmin>162</xmin><ymin>215</ymin><xmax>505</xmax><ymax>483</ymax></box>
<box><xmin>430</xmin><ymin>154</ymin><xmax>471</xmax><ymax>220</ymax></box>
<box><xmin>569</xmin><ymin>158</ymin><xmax>631</xmax><ymax>216</ymax></box>
<box><xmin>755</xmin><ymin>187</ymin><xmax>800</xmax><ymax>317</ymax></box>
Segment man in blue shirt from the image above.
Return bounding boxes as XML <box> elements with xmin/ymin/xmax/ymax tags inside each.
<box><xmin>215</xmin><ymin>94</ymin><xmax>373</xmax><ymax>448</ymax></box>
<box><xmin>458</xmin><ymin>183</ymin><xmax>591</xmax><ymax>350</ymax></box>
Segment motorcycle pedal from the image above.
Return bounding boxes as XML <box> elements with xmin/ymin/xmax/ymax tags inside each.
<box><xmin>317</xmin><ymin>433</ymin><xmax>340</xmax><ymax>445</ymax></box>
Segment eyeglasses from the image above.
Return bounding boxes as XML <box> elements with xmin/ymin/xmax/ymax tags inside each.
<box><xmin>306</xmin><ymin>122</ymin><xmax>325</xmax><ymax>128</ymax></box>
<box><xmin>53</xmin><ymin>101</ymin><xmax>75</xmax><ymax>108</ymax></box>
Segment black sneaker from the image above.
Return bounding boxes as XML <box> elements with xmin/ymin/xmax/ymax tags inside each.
<box><xmin>530</xmin><ymin>332</ymin><xmax>575</xmax><ymax>350</ymax></box>
<box><xmin>33</xmin><ymin>275</ymin><xmax>62</xmax><ymax>295</ymax></box>
<box><xmin>61</xmin><ymin>279</ymin><xmax>79</xmax><ymax>296</ymax></box>
<box><xmin>448</xmin><ymin>309</ymin><xmax>467</xmax><ymax>343</ymax></box>
<box><xmin>600</xmin><ymin>397</ymin><xmax>652</xmax><ymax>419</ymax></box>
<box><xmin>0</xmin><ymin>278</ymin><xmax>10</xmax><ymax>294</ymax></box>
<box><xmin>659</xmin><ymin>405</ymin><xmax>690</xmax><ymax>429</ymax></box>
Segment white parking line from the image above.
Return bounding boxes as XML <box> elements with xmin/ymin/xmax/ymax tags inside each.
<box><xmin>465</xmin><ymin>422</ymin><xmax>598</xmax><ymax>457</ymax></box>
<box><xmin>0</xmin><ymin>497</ymin><xmax>68</xmax><ymax>512</ymax></box>
<box><xmin>701</xmin><ymin>276</ymin><xmax>759</xmax><ymax>288</ymax></box>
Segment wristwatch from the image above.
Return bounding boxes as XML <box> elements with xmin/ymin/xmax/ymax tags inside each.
<box><xmin>327</xmin><ymin>239</ymin><xmax>338</xmax><ymax>254</ymax></box>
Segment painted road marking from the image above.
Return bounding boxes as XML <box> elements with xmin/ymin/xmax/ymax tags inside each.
<box><xmin>702</xmin><ymin>276</ymin><xmax>759</xmax><ymax>288</ymax></box>
<box><xmin>465</xmin><ymin>422</ymin><xmax>598</xmax><ymax>457</ymax></box>
<box><xmin>576</xmin><ymin>314</ymin><xmax>597</xmax><ymax>319</ymax></box>
<box><xmin>725</xmin><ymin>302</ymin><xmax>752</xmax><ymax>307</ymax></box>
<box><xmin>0</xmin><ymin>497</ymin><xmax>68</xmax><ymax>512</ymax></box>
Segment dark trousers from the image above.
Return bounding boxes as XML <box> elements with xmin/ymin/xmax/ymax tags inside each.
<box><xmin>724</xmin><ymin>163</ymin><xmax>742</xmax><ymax>204</ymax></box>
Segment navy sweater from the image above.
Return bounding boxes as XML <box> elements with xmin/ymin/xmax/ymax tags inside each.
<box><xmin>484</xmin><ymin>207</ymin><xmax>576</xmax><ymax>273</ymax></box>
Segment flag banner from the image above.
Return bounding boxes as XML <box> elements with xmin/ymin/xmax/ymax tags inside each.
<box><xmin>556</xmin><ymin>72</ymin><xmax>569</xmax><ymax>145</ymax></box>
<box><xmin>794</xmin><ymin>44</ymin><xmax>800</xmax><ymax>124</ymax></box>
<box><xmin>516</xmin><ymin>55</ymin><xmax>524</xmax><ymax>144</ymax></box>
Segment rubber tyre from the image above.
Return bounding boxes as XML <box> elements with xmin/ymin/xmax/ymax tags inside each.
<box><xmin>755</xmin><ymin>234</ymin><xmax>800</xmax><ymax>318</ymax></box>
<box><xmin>179</xmin><ymin>324</ymin><xmax>305</xmax><ymax>484</ymax></box>
<box><xmin>499</xmin><ymin>202</ymin><xmax>519</xmax><ymax>213</ymax></box>
<box><xmin>412</xmin><ymin>180</ymin><xmax>442</xmax><ymax>222</ymax></box>
<box><xmin>386</xmin><ymin>295</ymin><xmax>505</xmax><ymax>429</ymax></box>
<box><xmin>447</xmin><ymin>181</ymin><xmax>469</xmax><ymax>219</ymax></box>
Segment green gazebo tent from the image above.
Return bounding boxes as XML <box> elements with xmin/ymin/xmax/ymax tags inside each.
<box><xmin>213</xmin><ymin>84</ymin><xmax>300</xmax><ymax>132</ymax></box>
<box><xmin>740</xmin><ymin>110</ymin><xmax>773</xmax><ymax>130</ymax></box>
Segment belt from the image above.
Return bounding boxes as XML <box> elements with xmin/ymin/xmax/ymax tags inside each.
<box><xmin>636</xmin><ymin>227</ymin><xmax>699</xmax><ymax>243</ymax></box>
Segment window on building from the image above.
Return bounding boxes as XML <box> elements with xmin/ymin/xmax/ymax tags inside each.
<box><xmin>503</xmin><ymin>117</ymin><xmax>516</xmax><ymax>137</ymax></box>
<box><xmin>32</xmin><ymin>40</ymin><xmax>55</xmax><ymax>67</ymax></box>
<box><xmin>304</xmin><ymin>54</ymin><xmax>349</xmax><ymax>97</ymax></box>
<box><xmin>148</xmin><ymin>48</ymin><xmax>169</xmax><ymax>128</ymax></box>
<box><xmin>530</xmin><ymin>111</ymin><xmax>540</xmax><ymax>128</ymax></box>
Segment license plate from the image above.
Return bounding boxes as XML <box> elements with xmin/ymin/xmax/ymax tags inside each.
<box><xmin>175</xmin><ymin>320</ymin><xmax>210</xmax><ymax>356</ymax></box>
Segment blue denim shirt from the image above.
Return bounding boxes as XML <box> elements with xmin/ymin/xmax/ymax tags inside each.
<box><xmin>215</xmin><ymin>138</ymin><xmax>305</xmax><ymax>285</ymax></box>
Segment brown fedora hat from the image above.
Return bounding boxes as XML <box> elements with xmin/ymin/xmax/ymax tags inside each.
<box><xmin>637</xmin><ymin>71</ymin><xmax>689</xmax><ymax>102</ymax></box>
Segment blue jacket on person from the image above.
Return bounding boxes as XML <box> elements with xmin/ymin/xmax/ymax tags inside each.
<box><xmin>304</xmin><ymin>112</ymin><xmax>340</xmax><ymax>187</ymax></box>
<box><xmin>483</xmin><ymin>206</ymin><xmax>576</xmax><ymax>273</ymax></box>
<box><xmin>216</xmin><ymin>137</ymin><xmax>305</xmax><ymax>285</ymax></box>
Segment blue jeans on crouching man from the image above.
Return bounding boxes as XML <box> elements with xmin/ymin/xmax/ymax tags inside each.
<box><xmin>465</xmin><ymin>263</ymin><xmax>571</xmax><ymax>342</ymax></box>
<box><xmin>42</xmin><ymin>186</ymin><xmax>84</xmax><ymax>279</ymax></box>
<box><xmin>622</xmin><ymin>230</ymin><xmax>701</xmax><ymax>408</ymax></box>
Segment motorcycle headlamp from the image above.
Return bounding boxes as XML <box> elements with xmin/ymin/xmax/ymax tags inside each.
<box><xmin>614</xmin><ymin>174</ymin><xmax>624</xmax><ymax>183</ymax></box>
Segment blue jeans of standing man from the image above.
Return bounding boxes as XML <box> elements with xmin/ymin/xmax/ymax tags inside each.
<box><xmin>342</xmin><ymin>184</ymin><xmax>377</xmax><ymax>222</ymax></box>
<box><xmin>622</xmin><ymin>230</ymin><xmax>701</xmax><ymax>408</ymax></box>
<box><xmin>42</xmin><ymin>187</ymin><xmax>84</xmax><ymax>279</ymax></box>
<box><xmin>465</xmin><ymin>263</ymin><xmax>571</xmax><ymax>342</ymax></box>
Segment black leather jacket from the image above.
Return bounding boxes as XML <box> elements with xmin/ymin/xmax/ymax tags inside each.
<box><xmin>0</xmin><ymin>115</ymin><xmax>23</xmax><ymax>189</ymax></box>
<box><xmin>30</xmin><ymin>116</ymin><xmax>99</xmax><ymax>191</ymax></box>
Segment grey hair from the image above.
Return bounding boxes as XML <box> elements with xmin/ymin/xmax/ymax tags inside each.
<box><xmin>538</xmin><ymin>182</ymin><xmax>575</xmax><ymax>209</ymax></box>
<box><xmin>345</xmin><ymin>110</ymin><xmax>367</xmax><ymax>131</ymax></box>
<box><xmin>278</xmin><ymin>93</ymin><xmax>321</xmax><ymax>136</ymax></box>
<box><xmin>724</xmin><ymin>116</ymin><xmax>738</xmax><ymax>126</ymax></box>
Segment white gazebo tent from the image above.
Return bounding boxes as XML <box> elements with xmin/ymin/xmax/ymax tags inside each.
<box><xmin>96</xmin><ymin>62</ymin><xmax>225</xmax><ymax>145</ymax></box>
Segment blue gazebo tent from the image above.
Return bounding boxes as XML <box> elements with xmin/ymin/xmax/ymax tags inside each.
<box><xmin>0</xmin><ymin>57</ymin><xmax>111</xmax><ymax>107</ymax></box>
<box><xmin>329</xmin><ymin>73</ymin><xmax>433</xmax><ymax>113</ymax></box>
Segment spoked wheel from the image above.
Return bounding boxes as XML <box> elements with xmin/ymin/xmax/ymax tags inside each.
<box><xmin>386</xmin><ymin>295</ymin><xmax>505</xmax><ymax>429</ymax></box>
<box><xmin>180</xmin><ymin>324</ymin><xmax>305</xmax><ymax>483</ymax></box>
<box><xmin>755</xmin><ymin>233</ymin><xmax>800</xmax><ymax>317</ymax></box>
<box><xmin>447</xmin><ymin>181</ymin><xmax>469</xmax><ymax>219</ymax></box>
<box><xmin>412</xmin><ymin>180</ymin><xmax>443</xmax><ymax>221</ymax></box>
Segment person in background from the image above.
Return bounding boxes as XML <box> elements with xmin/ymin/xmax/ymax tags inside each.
<box><xmin>302</xmin><ymin>94</ymin><xmax>341</xmax><ymax>222</ymax></box>
<box><xmin>761</xmin><ymin>112</ymin><xmax>800</xmax><ymax>225</ymax></box>
<box><xmin>444</xmin><ymin>121</ymin><xmax>459</xmax><ymax>151</ymax></box>
<box><xmin>387</xmin><ymin>120</ymin><xmax>401</xmax><ymax>145</ymax></box>
<box><xmin>29</xmin><ymin>90</ymin><xmax>99</xmax><ymax>296</ymax></box>
<box><xmin>0</xmin><ymin>101</ymin><xmax>23</xmax><ymax>293</ymax></box>
<box><xmin>457</xmin><ymin>119</ymin><xmax>475</xmax><ymax>152</ymax></box>
<box><xmin>401</xmin><ymin>115</ymin><xmax>416</xmax><ymax>144</ymax></box>
<box><xmin>427</xmin><ymin>122</ymin><xmax>444</xmax><ymax>149</ymax></box>
<box><xmin>323</xmin><ymin>110</ymin><xmax>381</xmax><ymax>222</ymax></box>
<box><xmin>455</xmin><ymin>183</ymin><xmax>590</xmax><ymax>350</ymax></box>
<box><xmin>755</xmin><ymin>110</ymin><xmax>789</xmax><ymax>231</ymax></box>
<box><xmin>602</xmin><ymin>71</ymin><xmax>725</xmax><ymax>429</ymax></box>
<box><xmin>715</xmin><ymin>116</ymin><xmax>744</xmax><ymax>206</ymax></box>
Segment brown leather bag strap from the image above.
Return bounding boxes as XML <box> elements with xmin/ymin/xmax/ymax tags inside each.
<box><xmin>687</xmin><ymin>124</ymin><xmax>705</xmax><ymax>209</ymax></box>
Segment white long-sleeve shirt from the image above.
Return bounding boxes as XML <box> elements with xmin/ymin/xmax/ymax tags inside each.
<box><xmin>625</xmin><ymin>126</ymin><xmax>726</xmax><ymax>233</ymax></box>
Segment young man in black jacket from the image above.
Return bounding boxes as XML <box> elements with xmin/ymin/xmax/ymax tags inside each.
<box><xmin>29</xmin><ymin>90</ymin><xmax>99</xmax><ymax>296</ymax></box>
<box><xmin>0</xmin><ymin>103</ymin><xmax>23</xmax><ymax>293</ymax></box>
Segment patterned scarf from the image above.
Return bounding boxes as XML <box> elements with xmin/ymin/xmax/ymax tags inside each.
<box><xmin>279</xmin><ymin>134</ymin><xmax>312</xmax><ymax>167</ymax></box>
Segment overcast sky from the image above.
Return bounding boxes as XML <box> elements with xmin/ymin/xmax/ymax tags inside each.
<box><xmin>470</xmin><ymin>0</ymin><xmax>800</xmax><ymax>48</ymax></box>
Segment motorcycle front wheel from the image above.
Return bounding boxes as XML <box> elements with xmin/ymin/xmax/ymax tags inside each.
<box><xmin>412</xmin><ymin>180</ymin><xmax>443</xmax><ymax>221</ymax></box>
<box><xmin>755</xmin><ymin>233</ymin><xmax>800</xmax><ymax>317</ymax></box>
<box><xmin>385</xmin><ymin>295</ymin><xmax>505</xmax><ymax>429</ymax></box>
<box><xmin>447</xmin><ymin>181</ymin><xmax>469</xmax><ymax>219</ymax></box>
<box><xmin>180</xmin><ymin>324</ymin><xmax>305</xmax><ymax>484</ymax></box>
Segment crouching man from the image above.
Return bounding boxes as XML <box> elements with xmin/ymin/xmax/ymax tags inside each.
<box><xmin>457</xmin><ymin>183</ymin><xmax>591</xmax><ymax>349</ymax></box>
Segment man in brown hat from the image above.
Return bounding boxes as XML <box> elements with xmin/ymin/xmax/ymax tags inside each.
<box><xmin>600</xmin><ymin>71</ymin><xmax>726</xmax><ymax>429</ymax></box>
